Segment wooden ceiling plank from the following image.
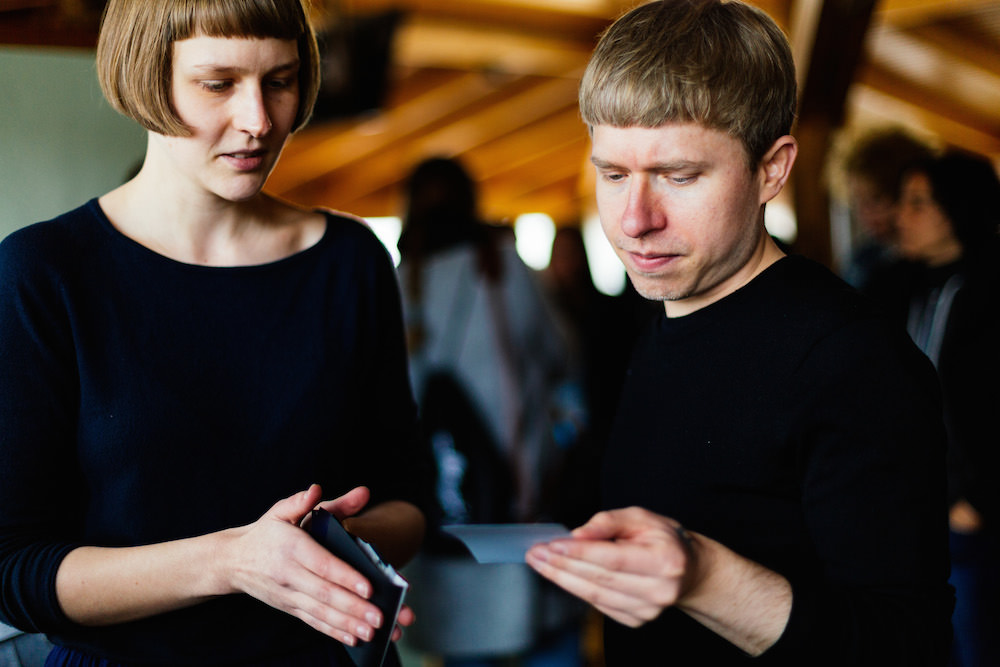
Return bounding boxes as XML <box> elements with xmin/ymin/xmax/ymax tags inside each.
<box><xmin>858</xmin><ymin>62</ymin><xmax>1000</xmax><ymax>141</ymax></box>
<box><xmin>851</xmin><ymin>84</ymin><xmax>1000</xmax><ymax>158</ymax></box>
<box><xmin>466</xmin><ymin>106</ymin><xmax>587</xmax><ymax>180</ymax></box>
<box><xmin>482</xmin><ymin>136</ymin><xmax>589</xmax><ymax>193</ymax></box>
<box><xmin>395</xmin><ymin>15</ymin><xmax>594</xmax><ymax>76</ymax></box>
<box><xmin>876</xmin><ymin>0</ymin><xmax>996</xmax><ymax>28</ymax></box>
<box><xmin>904</xmin><ymin>23</ymin><xmax>1000</xmax><ymax>77</ymax></box>
<box><xmin>268</xmin><ymin>70</ymin><xmax>510</xmax><ymax>193</ymax></box>
<box><xmin>487</xmin><ymin>178</ymin><xmax>586</xmax><ymax>225</ymax></box>
<box><xmin>286</xmin><ymin>74</ymin><xmax>580</xmax><ymax>206</ymax></box>
<box><xmin>335</xmin><ymin>0</ymin><xmax>614</xmax><ymax>42</ymax></box>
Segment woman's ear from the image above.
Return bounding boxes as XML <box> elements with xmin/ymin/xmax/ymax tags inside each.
<box><xmin>759</xmin><ymin>135</ymin><xmax>798</xmax><ymax>205</ymax></box>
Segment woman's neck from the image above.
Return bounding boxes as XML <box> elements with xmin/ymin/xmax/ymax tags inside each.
<box><xmin>99</xmin><ymin>176</ymin><xmax>323</xmax><ymax>267</ymax></box>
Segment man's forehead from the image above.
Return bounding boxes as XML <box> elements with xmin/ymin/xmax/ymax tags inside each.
<box><xmin>590</xmin><ymin>123</ymin><xmax>741</xmax><ymax>165</ymax></box>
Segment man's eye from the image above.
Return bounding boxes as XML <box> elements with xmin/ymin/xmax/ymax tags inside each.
<box><xmin>267</xmin><ymin>78</ymin><xmax>296</xmax><ymax>90</ymax></box>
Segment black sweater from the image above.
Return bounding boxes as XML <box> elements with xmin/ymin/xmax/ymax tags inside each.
<box><xmin>0</xmin><ymin>200</ymin><xmax>430</xmax><ymax>665</ymax></box>
<box><xmin>602</xmin><ymin>256</ymin><xmax>953</xmax><ymax>666</ymax></box>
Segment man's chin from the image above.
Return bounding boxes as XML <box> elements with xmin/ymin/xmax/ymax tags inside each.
<box><xmin>627</xmin><ymin>273</ymin><xmax>688</xmax><ymax>303</ymax></box>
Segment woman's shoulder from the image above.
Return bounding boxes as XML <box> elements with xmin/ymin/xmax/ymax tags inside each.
<box><xmin>0</xmin><ymin>200</ymin><xmax>106</xmax><ymax>276</ymax></box>
<box><xmin>313</xmin><ymin>207</ymin><xmax>386</xmax><ymax>253</ymax></box>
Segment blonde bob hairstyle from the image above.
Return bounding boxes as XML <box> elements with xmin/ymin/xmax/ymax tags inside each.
<box><xmin>580</xmin><ymin>0</ymin><xmax>797</xmax><ymax>169</ymax></box>
<box><xmin>96</xmin><ymin>0</ymin><xmax>321</xmax><ymax>137</ymax></box>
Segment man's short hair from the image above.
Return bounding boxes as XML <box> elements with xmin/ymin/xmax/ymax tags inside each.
<box><xmin>96</xmin><ymin>0</ymin><xmax>321</xmax><ymax>137</ymax></box>
<box><xmin>580</xmin><ymin>0</ymin><xmax>797</xmax><ymax>168</ymax></box>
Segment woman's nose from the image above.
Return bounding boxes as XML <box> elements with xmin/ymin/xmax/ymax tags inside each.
<box><xmin>234</xmin><ymin>86</ymin><xmax>272</xmax><ymax>138</ymax></box>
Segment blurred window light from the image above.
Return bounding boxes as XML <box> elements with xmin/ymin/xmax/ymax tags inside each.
<box><xmin>514</xmin><ymin>212</ymin><xmax>556</xmax><ymax>270</ymax></box>
<box><xmin>583</xmin><ymin>214</ymin><xmax>626</xmax><ymax>296</ymax></box>
<box><xmin>364</xmin><ymin>216</ymin><xmax>402</xmax><ymax>266</ymax></box>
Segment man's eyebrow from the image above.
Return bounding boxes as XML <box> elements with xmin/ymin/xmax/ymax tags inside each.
<box><xmin>590</xmin><ymin>156</ymin><xmax>709</xmax><ymax>171</ymax></box>
<box><xmin>591</xmin><ymin>156</ymin><xmax>621</xmax><ymax>170</ymax></box>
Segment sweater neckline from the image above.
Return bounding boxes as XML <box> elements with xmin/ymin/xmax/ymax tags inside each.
<box><xmin>656</xmin><ymin>255</ymin><xmax>793</xmax><ymax>335</ymax></box>
<box><xmin>85</xmin><ymin>198</ymin><xmax>332</xmax><ymax>273</ymax></box>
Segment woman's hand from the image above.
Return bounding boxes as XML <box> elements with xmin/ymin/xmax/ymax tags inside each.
<box><xmin>56</xmin><ymin>484</ymin><xmax>418</xmax><ymax>645</ymax></box>
<box><xmin>221</xmin><ymin>484</ymin><xmax>389</xmax><ymax>646</ymax></box>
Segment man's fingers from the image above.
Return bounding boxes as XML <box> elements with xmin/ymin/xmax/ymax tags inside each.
<box><xmin>526</xmin><ymin>546</ymin><xmax>663</xmax><ymax>626</ymax></box>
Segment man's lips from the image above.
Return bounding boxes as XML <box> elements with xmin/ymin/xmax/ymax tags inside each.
<box><xmin>625</xmin><ymin>250</ymin><xmax>682</xmax><ymax>273</ymax></box>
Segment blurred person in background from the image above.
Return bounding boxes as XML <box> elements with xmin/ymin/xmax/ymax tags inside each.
<box><xmin>397</xmin><ymin>156</ymin><xmax>585</xmax><ymax>667</ymax></box>
<box><xmin>865</xmin><ymin>150</ymin><xmax>1000</xmax><ymax>667</ymax></box>
<box><xmin>839</xmin><ymin>127</ymin><xmax>936</xmax><ymax>290</ymax></box>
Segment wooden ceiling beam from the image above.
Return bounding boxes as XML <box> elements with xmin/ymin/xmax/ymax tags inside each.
<box><xmin>875</xmin><ymin>0</ymin><xmax>996</xmax><ymax>28</ymax></box>
<box><xmin>465</xmin><ymin>106</ymin><xmax>587</xmax><ymax>181</ymax></box>
<box><xmin>394</xmin><ymin>15</ymin><xmax>594</xmax><ymax>76</ymax></box>
<box><xmin>269</xmin><ymin>70</ymin><xmax>510</xmax><ymax>193</ymax></box>
<box><xmin>331</xmin><ymin>0</ymin><xmax>617</xmax><ymax>42</ymax></box>
<box><xmin>849</xmin><ymin>86</ymin><xmax>1000</xmax><ymax>160</ymax></box>
<box><xmin>284</xmin><ymin>73</ymin><xmax>580</xmax><ymax>207</ymax></box>
<box><xmin>0</xmin><ymin>11</ymin><xmax>96</xmax><ymax>47</ymax></box>
<box><xmin>482</xmin><ymin>142</ymin><xmax>589</xmax><ymax>213</ymax></box>
<box><xmin>904</xmin><ymin>23</ymin><xmax>1000</xmax><ymax>77</ymax></box>
<box><xmin>790</xmin><ymin>0</ymin><xmax>878</xmax><ymax>268</ymax></box>
<box><xmin>856</xmin><ymin>62</ymin><xmax>1000</xmax><ymax>151</ymax></box>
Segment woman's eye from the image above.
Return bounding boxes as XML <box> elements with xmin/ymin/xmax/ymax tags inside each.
<box><xmin>267</xmin><ymin>78</ymin><xmax>295</xmax><ymax>90</ymax></box>
<box><xmin>200</xmin><ymin>80</ymin><xmax>230</xmax><ymax>93</ymax></box>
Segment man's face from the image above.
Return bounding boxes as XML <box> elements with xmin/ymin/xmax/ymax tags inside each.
<box><xmin>592</xmin><ymin>123</ymin><xmax>775</xmax><ymax>316</ymax></box>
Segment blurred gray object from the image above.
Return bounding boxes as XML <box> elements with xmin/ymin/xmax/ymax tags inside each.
<box><xmin>0</xmin><ymin>625</ymin><xmax>52</xmax><ymax>667</ymax></box>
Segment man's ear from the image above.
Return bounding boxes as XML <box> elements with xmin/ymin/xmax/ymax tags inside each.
<box><xmin>758</xmin><ymin>135</ymin><xmax>798</xmax><ymax>205</ymax></box>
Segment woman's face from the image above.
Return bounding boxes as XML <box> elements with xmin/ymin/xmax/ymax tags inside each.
<box><xmin>897</xmin><ymin>171</ymin><xmax>961</xmax><ymax>265</ymax></box>
<box><xmin>153</xmin><ymin>34</ymin><xmax>301</xmax><ymax>203</ymax></box>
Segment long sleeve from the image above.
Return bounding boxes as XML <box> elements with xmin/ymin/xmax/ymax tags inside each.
<box><xmin>600</xmin><ymin>256</ymin><xmax>952</xmax><ymax>666</ymax></box>
<box><xmin>0</xmin><ymin>223</ymin><xmax>85</xmax><ymax>633</ymax></box>
<box><xmin>0</xmin><ymin>201</ymin><xmax>432</xmax><ymax>663</ymax></box>
<box><xmin>761</xmin><ymin>315</ymin><xmax>952</xmax><ymax>665</ymax></box>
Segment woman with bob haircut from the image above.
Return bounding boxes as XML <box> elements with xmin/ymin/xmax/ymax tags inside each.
<box><xmin>0</xmin><ymin>1</ymin><xmax>430</xmax><ymax>665</ymax></box>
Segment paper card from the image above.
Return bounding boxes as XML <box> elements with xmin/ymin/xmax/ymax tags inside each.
<box><xmin>442</xmin><ymin>523</ymin><xmax>571</xmax><ymax>564</ymax></box>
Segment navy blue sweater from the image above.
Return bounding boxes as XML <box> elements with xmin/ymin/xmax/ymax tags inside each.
<box><xmin>0</xmin><ymin>200</ymin><xmax>430</xmax><ymax>665</ymax></box>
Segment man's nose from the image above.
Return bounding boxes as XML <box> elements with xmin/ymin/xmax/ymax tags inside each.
<box><xmin>620</xmin><ymin>179</ymin><xmax>666</xmax><ymax>238</ymax></box>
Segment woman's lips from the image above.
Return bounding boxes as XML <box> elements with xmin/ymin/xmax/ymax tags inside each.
<box><xmin>222</xmin><ymin>150</ymin><xmax>267</xmax><ymax>171</ymax></box>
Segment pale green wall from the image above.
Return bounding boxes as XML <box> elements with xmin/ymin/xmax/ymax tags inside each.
<box><xmin>0</xmin><ymin>46</ymin><xmax>146</xmax><ymax>239</ymax></box>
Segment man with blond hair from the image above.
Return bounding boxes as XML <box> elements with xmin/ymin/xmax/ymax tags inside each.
<box><xmin>527</xmin><ymin>1</ymin><xmax>953</xmax><ymax>664</ymax></box>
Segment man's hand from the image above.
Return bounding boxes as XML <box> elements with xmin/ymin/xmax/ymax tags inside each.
<box><xmin>525</xmin><ymin>506</ymin><xmax>696</xmax><ymax>627</ymax></box>
<box><xmin>526</xmin><ymin>506</ymin><xmax>791</xmax><ymax>656</ymax></box>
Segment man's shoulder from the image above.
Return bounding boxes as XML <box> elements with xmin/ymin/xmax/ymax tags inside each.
<box><xmin>760</xmin><ymin>254</ymin><xmax>879</xmax><ymax>323</ymax></box>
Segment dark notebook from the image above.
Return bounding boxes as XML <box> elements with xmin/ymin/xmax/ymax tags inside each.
<box><xmin>307</xmin><ymin>509</ymin><xmax>409</xmax><ymax>667</ymax></box>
